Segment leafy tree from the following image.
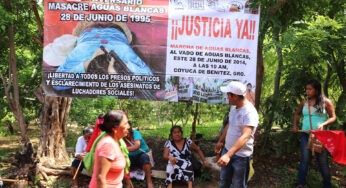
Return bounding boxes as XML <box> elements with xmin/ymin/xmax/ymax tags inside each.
<box><xmin>0</xmin><ymin>0</ymin><xmax>42</xmax><ymax>153</ymax></box>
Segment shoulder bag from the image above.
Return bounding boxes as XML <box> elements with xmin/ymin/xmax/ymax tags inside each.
<box><xmin>306</xmin><ymin>102</ymin><xmax>325</xmax><ymax>155</ymax></box>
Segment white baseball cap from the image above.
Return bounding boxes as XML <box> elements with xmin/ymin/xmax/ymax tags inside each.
<box><xmin>220</xmin><ymin>81</ymin><xmax>246</xmax><ymax>96</ymax></box>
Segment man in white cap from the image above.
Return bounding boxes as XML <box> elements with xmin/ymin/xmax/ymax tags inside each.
<box><xmin>214</xmin><ymin>81</ymin><xmax>258</xmax><ymax>188</ymax></box>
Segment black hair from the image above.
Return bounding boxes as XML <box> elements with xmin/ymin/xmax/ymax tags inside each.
<box><xmin>229</xmin><ymin>92</ymin><xmax>245</xmax><ymax>99</ymax></box>
<box><xmin>86</xmin><ymin>53</ymin><xmax>110</xmax><ymax>74</ymax></box>
<box><xmin>169</xmin><ymin>125</ymin><xmax>183</xmax><ymax>140</ymax></box>
<box><xmin>83</xmin><ymin>127</ymin><xmax>94</xmax><ymax>135</ymax></box>
<box><xmin>98</xmin><ymin>113</ymin><xmax>105</xmax><ymax>119</ymax></box>
<box><xmin>306</xmin><ymin>80</ymin><xmax>325</xmax><ymax>113</ymax></box>
<box><xmin>99</xmin><ymin>110</ymin><xmax>125</xmax><ymax>133</ymax></box>
<box><xmin>247</xmin><ymin>83</ymin><xmax>252</xmax><ymax>87</ymax></box>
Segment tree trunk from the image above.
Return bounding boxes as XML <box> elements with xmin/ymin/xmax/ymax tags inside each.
<box><xmin>191</xmin><ymin>103</ymin><xmax>199</xmax><ymax>140</ymax></box>
<box><xmin>3</xmin><ymin>0</ymin><xmax>30</xmax><ymax>152</ymax></box>
<box><xmin>34</xmin><ymin>86</ymin><xmax>72</xmax><ymax>179</ymax></box>
<box><xmin>273</xmin><ymin>32</ymin><xmax>283</xmax><ymax>95</ymax></box>
<box><xmin>155</xmin><ymin>102</ymin><xmax>170</xmax><ymax>126</ymax></box>
<box><xmin>324</xmin><ymin>63</ymin><xmax>332</xmax><ymax>98</ymax></box>
<box><xmin>255</xmin><ymin>39</ymin><xmax>264</xmax><ymax>110</ymax></box>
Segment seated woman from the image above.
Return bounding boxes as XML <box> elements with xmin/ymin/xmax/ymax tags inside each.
<box><xmin>163</xmin><ymin>125</ymin><xmax>211</xmax><ymax>188</ymax></box>
<box><xmin>124</xmin><ymin>122</ymin><xmax>154</xmax><ymax>188</ymax></box>
<box><xmin>71</xmin><ymin>126</ymin><xmax>93</xmax><ymax>188</ymax></box>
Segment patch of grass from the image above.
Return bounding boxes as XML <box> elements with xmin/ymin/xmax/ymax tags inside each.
<box><xmin>306</xmin><ymin>168</ymin><xmax>339</xmax><ymax>188</ymax></box>
<box><xmin>271</xmin><ymin>165</ymin><xmax>298</xmax><ymax>188</ymax></box>
<box><xmin>0</xmin><ymin>146</ymin><xmax>21</xmax><ymax>160</ymax></box>
<box><xmin>140</xmin><ymin>120</ymin><xmax>223</xmax><ymax>140</ymax></box>
<box><xmin>54</xmin><ymin>177</ymin><xmax>73</xmax><ymax>188</ymax></box>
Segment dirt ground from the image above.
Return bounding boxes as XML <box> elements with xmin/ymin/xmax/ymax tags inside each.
<box><xmin>0</xmin><ymin>128</ymin><xmax>345</xmax><ymax>188</ymax></box>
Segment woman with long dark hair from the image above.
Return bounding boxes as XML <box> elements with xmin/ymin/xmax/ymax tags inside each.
<box><xmin>293</xmin><ymin>80</ymin><xmax>336</xmax><ymax>188</ymax></box>
<box><xmin>89</xmin><ymin>110</ymin><xmax>130</xmax><ymax>188</ymax></box>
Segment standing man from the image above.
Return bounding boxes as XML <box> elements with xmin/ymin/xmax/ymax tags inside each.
<box><xmin>214</xmin><ymin>81</ymin><xmax>259</xmax><ymax>188</ymax></box>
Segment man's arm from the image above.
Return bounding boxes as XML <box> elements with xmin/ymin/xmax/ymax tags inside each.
<box><xmin>217</xmin><ymin>126</ymin><xmax>254</xmax><ymax>167</ymax></box>
<box><xmin>75</xmin><ymin>137</ymin><xmax>85</xmax><ymax>158</ymax></box>
<box><xmin>214</xmin><ymin>123</ymin><xmax>229</xmax><ymax>154</ymax></box>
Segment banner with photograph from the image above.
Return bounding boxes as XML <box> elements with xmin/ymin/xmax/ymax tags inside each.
<box><xmin>43</xmin><ymin>0</ymin><xmax>259</xmax><ymax>104</ymax></box>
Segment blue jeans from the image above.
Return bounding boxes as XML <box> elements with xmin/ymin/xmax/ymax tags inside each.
<box><xmin>129</xmin><ymin>152</ymin><xmax>150</xmax><ymax>170</ymax></box>
<box><xmin>219</xmin><ymin>148</ymin><xmax>250</xmax><ymax>188</ymax></box>
<box><xmin>297</xmin><ymin>133</ymin><xmax>331</xmax><ymax>188</ymax></box>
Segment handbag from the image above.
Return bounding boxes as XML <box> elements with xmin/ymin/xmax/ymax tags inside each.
<box><xmin>125</xmin><ymin>138</ymin><xmax>155</xmax><ymax>167</ymax></box>
<box><xmin>145</xmin><ymin>149</ymin><xmax>155</xmax><ymax>167</ymax></box>
<box><xmin>306</xmin><ymin>102</ymin><xmax>324</xmax><ymax>155</ymax></box>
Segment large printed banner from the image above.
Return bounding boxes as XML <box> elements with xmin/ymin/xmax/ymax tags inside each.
<box><xmin>43</xmin><ymin>0</ymin><xmax>259</xmax><ymax>104</ymax></box>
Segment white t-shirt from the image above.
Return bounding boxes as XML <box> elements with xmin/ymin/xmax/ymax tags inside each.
<box><xmin>75</xmin><ymin>136</ymin><xmax>88</xmax><ymax>158</ymax></box>
<box><xmin>225</xmin><ymin>103</ymin><xmax>259</xmax><ymax>157</ymax></box>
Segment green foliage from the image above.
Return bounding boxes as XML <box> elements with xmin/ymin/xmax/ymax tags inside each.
<box><xmin>271</xmin><ymin>165</ymin><xmax>298</xmax><ymax>187</ymax></box>
<box><xmin>34</xmin><ymin>175</ymin><xmax>40</xmax><ymax>186</ymax></box>
<box><xmin>54</xmin><ymin>177</ymin><xmax>73</xmax><ymax>188</ymax></box>
<box><xmin>139</xmin><ymin>120</ymin><xmax>223</xmax><ymax>139</ymax></box>
<box><xmin>69</xmin><ymin>98</ymin><xmax>229</xmax><ymax>132</ymax></box>
<box><xmin>258</xmin><ymin>2</ymin><xmax>345</xmax><ymax>154</ymax></box>
<box><xmin>270</xmin><ymin>164</ymin><xmax>339</xmax><ymax>188</ymax></box>
<box><xmin>257</xmin><ymin>131</ymin><xmax>300</xmax><ymax>156</ymax></box>
<box><xmin>195</xmin><ymin>167</ymin><xmax>213</xmax><ymax>183</ymax></box>
<box><xmin>66</xmin><ymin>129</ymin><xmax>81</xmax><ymax>148</ymax></box>
<box><xmin>342</xmin><ymin>166</ymin><xmax>346</xmax><ymax>176</ymax></box>
<box><xmin>0</xmin><ymin>0</ymin><xmax>43</xmax><ymax>128</ymax></box>
<box><xmin>305</xmin><ymin>168</ymin><xmax>338</xmax><ymax>188</ymax></box>
<box><xmin>0</xmin><ymin>146</ymin><xmax>21</xmax><ymax>161</ymax></box>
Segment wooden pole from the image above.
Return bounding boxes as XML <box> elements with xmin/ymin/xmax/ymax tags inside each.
<box><xmin>73</xmin><ymin>160</ymin><xmax>83</xmax><ymax>180</ymax></box>
<box><xmin>0</xmin><ymin>178</ymin><xmax>19</xmax><ymax>182</ymax></box>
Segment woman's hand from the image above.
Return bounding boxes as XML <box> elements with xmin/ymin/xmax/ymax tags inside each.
<box><xmin>317</xmin><ymin>124</ymin><xmax>325</xmax><ymax>131</ymax></box>
<box><xmin>168</xmin><ymin>156</ymin><xmax>177</xmax><ymax>165</ymax></box>
<box><xmin>292</xmin><ymin>126</ymin><xmax>298</xmax><ymax>133</ymax></box>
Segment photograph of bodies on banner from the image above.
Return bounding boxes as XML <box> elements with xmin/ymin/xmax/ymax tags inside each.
<box><xmin>170</xmin><ymin>0</ymin><xmax>259</xmax><ymax>13</ymax></box>
<box><xmin>164</xmin><ymin>77</ymin><xmax>255</xmax><ymax>104</ymax></box>
<box><xmin>164</xmin><ymin>77</ymin><xmax>256</xmax><ymax>104</ymax></box>
<box><xmin>43</xmin><ymin>20</ymin><xmax>166</xmax><ymax>100</ymax></box>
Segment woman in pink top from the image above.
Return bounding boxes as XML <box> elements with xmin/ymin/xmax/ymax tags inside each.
<box><xmin>89</xmin><ymin>110</ymin><xmax>130</xmax><ymax>188</ymax></box>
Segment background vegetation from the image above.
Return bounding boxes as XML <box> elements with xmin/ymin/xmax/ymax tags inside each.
<box><xmin>0</xmin><ymin>0</ymin><xmax>345</xmax><ymax>187</ymax></box>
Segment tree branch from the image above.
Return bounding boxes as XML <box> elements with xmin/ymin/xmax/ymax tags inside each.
<box><xmin>29</xmin><ymin>1</ymin><xmax>43</xmax><ymax>37</ymax></box>
<box><xmin>32</xmin><ymin>36</ymin><xmax>43</xmax><ymax>46</ymax></box>
<box><xmin>0</xmin><ymin>73</ymin><xmax>16</xmax><ymax>112</ymax></box>
<box><xmin>268</xmin><ymin>0</ymin><xmax>288</xmax><ymax>15</ymax></box>
<box><xmin>34</xmin><ymin>85</ymin><xmax>44</xmax><ymax>104</ymax></box>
